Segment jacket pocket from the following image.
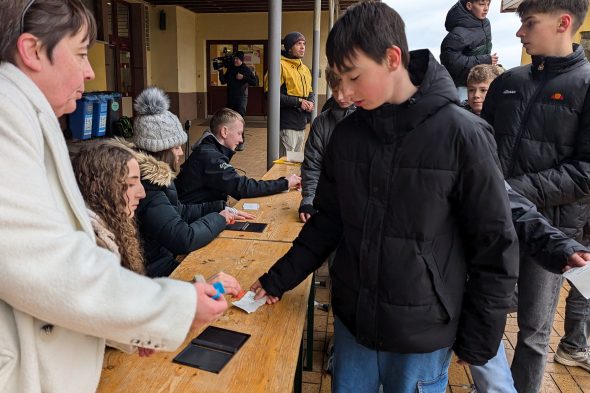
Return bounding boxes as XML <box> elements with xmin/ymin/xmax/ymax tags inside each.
<box><xmin>422</xmin><ymin>253</ymin><xmax>453</xmax><ymax>322</ymax></box>
<box><xmin>0</xmin><ymin>349</ymin><xmax>16</xmax><ymax>390</ymax></box>
<box><xmin>417</xmin><ymin>371</ymin><xmax>448</xmax><ymax>393</ymax></box>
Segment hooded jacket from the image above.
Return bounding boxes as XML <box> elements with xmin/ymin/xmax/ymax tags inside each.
<box><xmin>300</xmin><ymin>98</ymin><xmax>356</xmax><ymax>212</ymax></box>
<box><xmin>135</xmin><ymin>152</ymin><xmax>227</xmax><ymax>277</ymax></box>
<box><xmin>176</xmin><ymin>134</ymin><xmax>289</xmax><ymax>204</ymax></box>
<box><xmin>482</xmin><ymin>44</ymin><xmax>590</xmax><ymax>241</ymax></box>
<box><xmin>264</xmin><ymin>54</ymin><xmax>314</xmax><ymax>130</ymax></box>
<box><xmin>259</xmin><ymin>50</ymin><xmax>519</xmax><ymax>365</ymax></box>
<box><xmin>440</xmin><ymin>1</ymin><xmax>492</xmax><ymax>87</ymax></box>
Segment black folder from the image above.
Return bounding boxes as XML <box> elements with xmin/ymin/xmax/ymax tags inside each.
<box><xmin>172</xmin><ymin>326</ymin><xmax>250</xmax><ymax>373</ymax></box>
<box><xmin>225</xmin><ymin>222</ymin><xmax>267</xmax><ymax>232</ymax></box>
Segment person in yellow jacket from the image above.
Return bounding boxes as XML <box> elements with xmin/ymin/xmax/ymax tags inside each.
<box><xmin>265</xmin><ymin>32</ymin><xmax>314</xmax><ymax>157</ymax></box>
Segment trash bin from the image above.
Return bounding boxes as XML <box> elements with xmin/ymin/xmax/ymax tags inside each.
<box><xmin>105</xmin><ymin>92</ymin><xmax>122</xmax><ymax>137</ymax></box>
<box><xmin>68</xmin><ymin>94</ymin><xmax>97</xmax><ymax>140</ymax></box>
<box><xmin>91</xmin><ymin>94</ymin><xmax>108</xmax><ymax>137</ymax></box>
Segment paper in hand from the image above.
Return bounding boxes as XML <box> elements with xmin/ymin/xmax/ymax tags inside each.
<box><xmin>563</xmin><ymin>264</ymin><xmax>590</xmax><ymax>299</ymax></box>
<box><xmin>232</xmin><ymin>290</ymin><xmax>267</xmax><ymax>313</ymax></box>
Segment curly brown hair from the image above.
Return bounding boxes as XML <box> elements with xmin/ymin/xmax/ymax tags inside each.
<box><xmin>72</xmin><ymin>140</ymin><xmax>145</xmax><ymax>274</ymax></box>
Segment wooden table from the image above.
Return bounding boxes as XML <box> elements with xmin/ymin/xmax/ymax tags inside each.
<box><xmin>98</xmin><ymin>238</ymin><xmax>311</xmax><ymax>393</ymax></box>
<box><xmin>220</xmin><ymin>162</ymin><xmax>304</xmax><ymax>243</ymax></box>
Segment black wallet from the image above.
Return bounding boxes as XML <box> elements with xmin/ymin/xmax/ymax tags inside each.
<box><xmin>172</xmin><ymin>326</ymin><xmax>250</xmax><ymax>373</ymax></box>
<box><xmin>225</xmin><ymin>222</ymin><xmax>267</xmax><ymax>233</ymax></box>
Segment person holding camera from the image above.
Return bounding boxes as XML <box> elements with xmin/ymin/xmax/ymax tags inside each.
<box><xmin>218</xmin><ymin>51</ymin><xmax>257</xmax><ymax>151</ymax></box>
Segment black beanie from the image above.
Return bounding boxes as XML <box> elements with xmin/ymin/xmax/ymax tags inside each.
<box><xmin>283</xmin><ymin>32</ymin><xmax>305</xmax><ymax>52</ymax></box>
<box><xmin>234</xmin><ymin>51</ymin><xmax>245</xmax><ymax>62</ymax></box>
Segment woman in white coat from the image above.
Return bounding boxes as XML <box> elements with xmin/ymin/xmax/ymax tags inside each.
<box><xmin>0</xmin><ymin>1</ymin><xmax>228</xmax><ymax>392</ymax></box>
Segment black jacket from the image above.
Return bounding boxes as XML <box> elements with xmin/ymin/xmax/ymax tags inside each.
<box><xmin>259</xmin><ymin>50</ymin><xmax>519</xmax><ymax>365</ymax></box>
<box><xmin>482</xmin><ymin>45</ymin><xmax>590</xmax><ymax>241</ymax></box>
<box><xmin>219</xmin><ymin>63</ymin><xmax>257</xmax><ymax>98</ymax></box>
<box><xmin>440</xmin><ymin>1</ymin><xmax>492</xmax><ymax>87</ymax></box>
<box><xmin>507</xmin><ymin>182</ymin><xmax>587</xmax><ymax>273</ymax></box>
<box><xmin>135</xmin><ymin>153</ymin><xmax>227</xmax><ymax>277</ymax></box>
<box><xmin>176</xmin><ymin>134</ymin><xmax>288</xmax><ymax>204</ymax></box>
<box><xmin>300</xmin><ymin>98</ymin><xmax>356</xmax><ymax>212</ymax></box>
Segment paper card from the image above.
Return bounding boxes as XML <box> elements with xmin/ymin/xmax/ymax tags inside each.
<box><xmin>232</xmin><ymin>290</ymin><xmax>267</xmax><ymax>313</ymax></box>
<box><xmin>286</xmin><ymin>150</ymin><xmax>304</xmax><ymax>163</ymax></box>
<box><xmin>563</xmin><ymin>264</ymin><xmax>590</xmax><ymax>299</ymax></box>
<box><xmin>242</xmin><ymin>203</ymin><xmax>259</xmax><ymax>210</ymax></box>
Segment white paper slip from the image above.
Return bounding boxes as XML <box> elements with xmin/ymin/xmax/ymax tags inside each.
<box><xmin>563</xmin><ymin>264</ymin><xmax>590</xmax><ymax>299</ymax></box>
<box><xmin>232</xmin><ymin>291</ymin><xmax>267</xmax><ymax>314</ymax></box>
<box><xmin>242</xmin><ymin>203</ymin><xmax>260</xmax><ymax>210</ymax></box>
<box><xmin>286</xmin><ymin>150</ymin><xmax>304</xmax><ymax>163</ymax></box>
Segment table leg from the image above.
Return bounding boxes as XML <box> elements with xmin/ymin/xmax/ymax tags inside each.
<box><xmin>294</xmin><ymin>342</ymin><xmax>303</xmax><ymax>393</ymax></box>
<box><xmin>305</xmin><ymin>272</ymin><xmax>315</xmax><ymax>370</ymax></box>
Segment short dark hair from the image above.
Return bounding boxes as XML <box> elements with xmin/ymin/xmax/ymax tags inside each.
<box><xmin>0</xmin><ymin>0</ymin><xmax>96</xmax><ymax>64</ymax></box>
<box><xmin>326</xmin><ymin>1</ymin><xmax>409</xmax><ymax>71</ymax></box>
<box><xmin>210</xmin><ymin>107</ymin><xmax>244</xmax><ymax>136</ymax></box>
<box><xmin>517</xmin><ymin>0</ymin><xmax>589</xmax><ymax>32</ymax></box>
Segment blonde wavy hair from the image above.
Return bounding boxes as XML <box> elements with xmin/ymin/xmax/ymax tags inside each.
<box><xmin>72</xmin><ymin>140</ymin><xmax>145</xmax><ymax>274</ymax></box>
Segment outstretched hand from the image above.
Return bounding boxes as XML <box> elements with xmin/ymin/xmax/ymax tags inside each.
<box><xmin>563</xmin><ymin>251</ymin><xmax>590</xmax><ymax>272</ymax></box>
<box><xmin>250</xmin><ymin>280</ymin><xmax>279</xmax><ymax>304</ymax></box>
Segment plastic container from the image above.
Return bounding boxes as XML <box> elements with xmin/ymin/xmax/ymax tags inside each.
<box><xmin>91</xmin><ymin>94</ymin><xmax>108</xmax><ymax>137</ymax></box>
<box><xmin>105</xmin><ymin>92</ymin><xmax>122</xmax><ymax>136</ymax></box>
<box><xmin>68</xmin><ymin>95</ymin><xmax>97</xmax><ymax>140</ymax></box>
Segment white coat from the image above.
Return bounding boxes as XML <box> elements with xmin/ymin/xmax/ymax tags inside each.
<box><xmin>0</xmin><ymin>63</ymin><xmax>196</xmax><ymax>393</ymax></box>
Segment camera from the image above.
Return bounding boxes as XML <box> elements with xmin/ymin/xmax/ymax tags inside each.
<box><xmin>212</xmin><ymin>47</ymin><xmax>235</xmax><ymax>71</ymax></box>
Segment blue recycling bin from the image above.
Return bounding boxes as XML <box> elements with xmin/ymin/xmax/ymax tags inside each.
<box><xmin>91</xmin><ymin>94</ymin><xmax>109</xmax><ymax>137</ymax></box>
<box><xmin>69</xmin><ymin>95</ymin><xmax>97</xmax><ymax>140</ymax></box>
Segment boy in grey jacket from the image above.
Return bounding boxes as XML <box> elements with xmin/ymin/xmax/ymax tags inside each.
<box><xmin>299</xmin><ymin>68</ymin><xmax>355</xmax><ymax>222</ymax></box>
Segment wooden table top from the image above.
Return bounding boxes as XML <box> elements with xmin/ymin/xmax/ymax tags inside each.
<box><xmin>220</xmin><ymin>162</ymin><xmax>304</xmax><ymax>243</ymax></box>
<box><xmin>97</xmin><ymin>237</ymin><xmax>310</xmax><ymax>393</ymax></box>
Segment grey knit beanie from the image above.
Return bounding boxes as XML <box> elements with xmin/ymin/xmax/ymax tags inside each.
<box><xmin>132</xmin><ymin>87</ymin><xmax>187</xmax><ymax>153</ymax></box>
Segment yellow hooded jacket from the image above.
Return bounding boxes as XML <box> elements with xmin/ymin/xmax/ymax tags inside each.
<box><xmin>265</xmin><ymin>55</ymin><xmax>313</xmax><ymax>130</ymax></box>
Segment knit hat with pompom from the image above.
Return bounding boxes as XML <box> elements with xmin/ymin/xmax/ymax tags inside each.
<box><xmin>132</xmin><ymin>87</ymin><xmax>187</xmax><ymax>153</ymax></box>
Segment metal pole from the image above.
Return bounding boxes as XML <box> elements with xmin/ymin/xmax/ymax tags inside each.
<box><xmin>267</xmin><ymin>0</ymin><xmax>282</xmax><ymax>169</ymax></box>
<box><xmin>326</xmin><ymin>0</ymin><xmax>335</xmax><ymax>100</ymax></box>
<box><xmin>311</xmin><ymin>0</ymin><xmax>321</xmax><ymax>121</ymax></box>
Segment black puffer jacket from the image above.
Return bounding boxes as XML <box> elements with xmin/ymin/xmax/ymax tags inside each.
<box><xmin>482</xmin><ymin>45</ymin><xmax>590</xmax><ymax>241</ymax></box>
<box><xmin>176</xmin><ymin>134</ymin><xmax>288</xmax><ymax>204</ymax></box>
<box><xmin>300</xmin><ymin>98</ymin><xmax>355</xmax><ymax>213</ymax></box>
<box><xmin>135</xmin><ymin>152</ymin><xmax>227</xmax><ymax>277</ymax></box>
<box><xmin>440</xmin><ymin>1</ymin><xmax>492</xmax><ymax>87</ymax></box>
<box><xmin>219</xmin><ymin>63</ymin><xmax>257</xmax><ymax>98</ymax></box>
<box><xmin>259</xmin><ymin>50</ymin><xmax>519</xmax><ymax>365</ymax></box>
<box><xmin>507</xmin><ymin>182</ymin><xmax>587</xmax><ymax>273</ymax></box>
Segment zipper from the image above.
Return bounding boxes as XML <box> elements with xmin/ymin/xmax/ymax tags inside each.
<box><xmin>507</xmin><ymin>63</ymin><xmax>547</xmax><ymax>177</ymax></box>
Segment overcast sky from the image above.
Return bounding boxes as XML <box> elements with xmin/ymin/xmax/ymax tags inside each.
<box><xmin>382</xmin><ymin>1</ymin><xmax>524</xmax><ymax>69</ymax></box>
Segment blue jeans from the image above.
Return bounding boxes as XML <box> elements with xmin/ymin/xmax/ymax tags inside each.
<box><xmin>470</xmin><ymin>341</ymin><xmax>517</xmax><ymax>392</ymax></box>
<box><xmin>332</xmin><ymin>318</ymin><xmax>452</xmax><ymax>393</ymax></box>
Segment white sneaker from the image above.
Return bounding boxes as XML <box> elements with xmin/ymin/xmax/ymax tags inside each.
<box><xmin>554</xmin><ymin>347</ymin><xmax>590</xmax><ymax>372</ymax></box>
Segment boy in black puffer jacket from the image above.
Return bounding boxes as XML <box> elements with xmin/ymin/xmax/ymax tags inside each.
<box><xmin>252</xmin><ymin>3</ymin><xmax>519</xmax><ymax>391</ymax></box>
<box><xmin>482</xmin><ymin>1</ymin><xmax>590</xmax><ymax>391</ymax></box>
<box><xmin>441</xmin><ymin>0</ymin><xmax>498</xmax><ymax>101</ymax></box>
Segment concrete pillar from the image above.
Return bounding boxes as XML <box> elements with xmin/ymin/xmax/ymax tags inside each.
<box><xmin>326</xmin><ymin>0</ymin><xmax>335</xmax><ymax>100</ymax></box>
<box><xmin>267</xmin><ymin>0</ymin><xmax>282</xmax><ymax>169</ymax></box>
<box><xmin>311</xmin><ymin>0</ymin><xmax>321</xmax><ymax>121</ymax></box>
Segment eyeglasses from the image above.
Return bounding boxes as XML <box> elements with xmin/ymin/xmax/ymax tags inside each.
<box><xmin>20</xmin><ymin>0</ymin><xmax>36</xmax><ymax>35</ymax></box>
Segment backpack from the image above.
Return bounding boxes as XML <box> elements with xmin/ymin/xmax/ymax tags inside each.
<box><xmin>113</xmin><ymin>116</ymin><xmax>133</xmax><ymax>138</ymax></box>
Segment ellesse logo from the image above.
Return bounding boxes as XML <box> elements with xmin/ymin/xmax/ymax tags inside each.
<box><xmin>502</xmin><ymin>90</ymin><xmax>517</xmax><ymax>95</ymax></box>
<box><xmin>550</xmin><ymin>93</ymin><xmax>565</xmax><ymax>101</ymax></box>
